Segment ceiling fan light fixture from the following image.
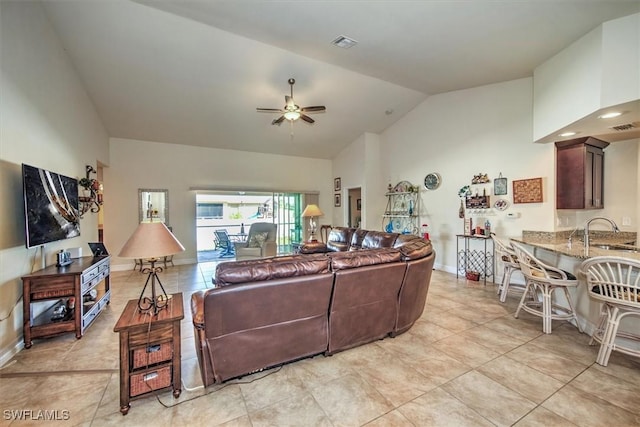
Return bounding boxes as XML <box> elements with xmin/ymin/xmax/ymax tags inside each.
<box><xmin>284</xmin><ymin>111</ymin><xmax>301</xmax><ymax>121</ymax></box>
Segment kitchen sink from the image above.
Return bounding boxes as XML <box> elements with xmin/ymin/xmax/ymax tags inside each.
<box><xmin>592</xmin><ymin>244</ymin><xmax>640</xmax><ymax>253</ymax></box>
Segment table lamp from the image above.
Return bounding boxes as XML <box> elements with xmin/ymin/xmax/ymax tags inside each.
<box><xmin>119</xmin><ymin>221</ymin><xmax>185</xmax><ymax>315</ymax></box>
<box><xmin>302</xmin><ymin>204</ymin><xmax>323</xmax><ymax>242</ymax></box>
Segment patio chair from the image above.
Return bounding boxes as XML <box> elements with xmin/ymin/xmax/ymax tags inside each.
<box><xmin>580</xmin><ymin>256</ymin><xmax>640</xmax><ymax>366</ymax></box>
<box><xmin>214</xmin><ymin>230</ymin><xmax>234</xmax><ymax>257</ymax></box>
<box><xmin>234</xmin><ymin>223</ymin><xmax>277</xmax><ymax>260</ymax></box>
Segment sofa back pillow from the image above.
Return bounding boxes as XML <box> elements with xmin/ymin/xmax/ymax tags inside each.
<box><xmin>215</xmin><ymin>254</ymin><xmax>330</xmax><ymax>286</ymax></box>
<box><xmin>348</xmin><ymin>229</ymin><xmax>369</xmax><ymax>250</ymax></box>
<box><xmin>326</xmin><ymin>227</ymin><xmax>356</xmax><ymax>252</ymax></box>
<box><xmin>393</xmin><ymin>235</ymin><xmax>433</xmax><ymax>260</ymax></box>
<box><xmin>329</xmin><ymin>247</ymin><xmax>402</xmax><ymax>271</ymax></box>
<box><xmin>361</xmin><ymin>231</ymin><xmax>398</xmax><ymax>249</ymax></box>
<box><xmin>248</xmin><ymin>231</ymin><xmax>269</xmax><ymax>248</ymax></box>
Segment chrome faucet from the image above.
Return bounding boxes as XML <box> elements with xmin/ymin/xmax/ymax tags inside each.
<box><xmin>584</xmin><ymin>217</ymin><xmax>620</xmax><ymax>248</ymax></box>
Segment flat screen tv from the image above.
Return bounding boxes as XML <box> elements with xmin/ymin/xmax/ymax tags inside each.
<box><xmin>22</xmin><ymin>163</ymin><xmax>80</xmax><ymax>249</ymax></box>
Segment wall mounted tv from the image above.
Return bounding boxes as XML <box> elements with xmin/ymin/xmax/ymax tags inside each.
<box><xmin>22</xmin><ymin>163</ymin><xmax>80</xmax><ymax>249</ymax></box>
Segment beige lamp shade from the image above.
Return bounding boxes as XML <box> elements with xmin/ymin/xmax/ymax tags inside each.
<box><xmin>302</xmin><ymin>204</ymin><xmax>323</xmax><ymax>218</ymax></box>
<box><xmin>119</xmin><ymin>221</ymin><xmax>185</xmax><ymax>259</ymax></box>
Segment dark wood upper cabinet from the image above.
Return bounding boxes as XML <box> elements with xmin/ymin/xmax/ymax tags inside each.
<box><xmin>556</xmin><ymin>137</ymin><xmax>609</xmax><ymax>210</ymax></box>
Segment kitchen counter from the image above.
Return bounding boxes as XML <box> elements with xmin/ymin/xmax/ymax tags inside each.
<box><xmin>507</xmin><ymin>230</ymin><xmax>639</xmax><ymax>341</ymax></box>
<box><xmin>513</xmin><ymin>230</ymin><xmax>639</xmax><ymax>261</ymax></box>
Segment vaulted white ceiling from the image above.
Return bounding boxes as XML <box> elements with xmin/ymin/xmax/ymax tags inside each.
<box><xmin>42</xmin><ymin>0</ymin><xmax>639</xmax><ymax>159</ymax></box>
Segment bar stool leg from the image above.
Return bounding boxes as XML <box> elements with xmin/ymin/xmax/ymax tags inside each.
<box><xmin>542</xmin><ymin>284</ymin><xmax>552</xmax><ymax>334</ymax></box>
<box><xmin>514</xmin><ymin>280</ymin><xmax>532</xmax><ymax>319</ymax></box>
<box><xmin>499</xmin><ymin>266</ymin><xmax>514</xmax><ymax>303</ymax></box>
<box><xmin>597</xmin><ymin>305</ymin><xmax>620</xmax><ymax>366</ymax></box>
<box><xmin>590</xmin><ymin>306</ymin><xmax>608</xmax><ymax>346</ymax></box>
<box><xmin>561</xmin><ymin>286</ymin><xmax>583</xmax><ymax>333</ymax></box>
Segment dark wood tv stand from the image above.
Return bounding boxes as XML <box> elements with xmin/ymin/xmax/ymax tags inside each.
<box><xmin>22</xmin><ymin>256</ymin><xmax>111</xmax><ymax>348</ymax></box>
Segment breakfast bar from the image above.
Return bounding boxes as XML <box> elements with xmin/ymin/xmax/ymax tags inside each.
<box><xmin>511</xmin><ymin>231</ymin><xmax>640</xmax><ymax>338</ymax></box>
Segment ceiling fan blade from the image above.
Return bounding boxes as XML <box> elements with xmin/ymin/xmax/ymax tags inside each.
<box><xmin>300</xmin><ymin>114</ymin><xmax>315</xmax><ymax>124</ymax></box>
<box><xmin>300</xmin><ymin>106</ymin><xmax>326</xmax><ymax>113</ymax></box>
<box><xmin>257</xmin><ymin>108</ymin><xmax>283</xmax><ymax>113</ymax></box>
<box><xmin>272</xmin><ymin>115</ymin><xmax>285</xmax><ymax>126</ymax></box>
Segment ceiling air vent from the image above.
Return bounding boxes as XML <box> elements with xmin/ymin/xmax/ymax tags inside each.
<box><xmin>609</xmin><ymin>122</ymin><xmax>637</xmax><ymax>131</ymax></box>
<box><xmin>331</xmin><ymin>35</ymin><xmax>358</xmax><ymax>49</ymax></box>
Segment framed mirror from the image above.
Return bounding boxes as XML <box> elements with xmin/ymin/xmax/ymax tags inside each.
<box><xmin>138</xmin><ymin>189</ymin><xmax>169</xmax><ymax>225</ymax></box>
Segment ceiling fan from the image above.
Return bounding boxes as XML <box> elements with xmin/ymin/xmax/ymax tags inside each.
<box><xmin>257</xmin><ymin>78</ymin><xmax>326</xmax><ymax>126</ymax></box>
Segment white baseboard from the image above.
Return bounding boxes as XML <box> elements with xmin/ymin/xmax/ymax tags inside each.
<box><xmin>0</xmin><ymin>338</ymin><xmax>24</xmax><ymax>368</ymax></box>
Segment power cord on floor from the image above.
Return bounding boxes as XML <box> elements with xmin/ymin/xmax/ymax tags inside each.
<box><xmin>154</xmin><ymin>365</ymin><xmax>283</xmax><ymax>409</ymax></box>
<box><xmin>135</xmin><ymin>300</ymin><xmax>283</xmax><ymax>409</ymax></box>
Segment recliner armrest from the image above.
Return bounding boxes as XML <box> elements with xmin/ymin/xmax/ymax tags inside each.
<box><xmin>191</xmin><ymin>291</ymin><xmax>206</xmax><ymax>329</ymax></box>
<box><xmin>262</xmin><ymin>240</ymin><xmax>277</xmax><ymax>257</ymax></box>
<box><xmin>233</xmin><ymin>241</ymin><xmax>248</xmax><ymax>251</ymax></box>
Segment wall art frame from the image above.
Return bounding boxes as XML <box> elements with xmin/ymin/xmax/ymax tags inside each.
<box><xmin>513</xmin><ymin>177</ymin><xmax>543</xmax><ymax>204</ymax></box>
<box><xmin>494</xmin><ymin>174</ymin><xmax>508</xmax><ymax>196</ymax></box>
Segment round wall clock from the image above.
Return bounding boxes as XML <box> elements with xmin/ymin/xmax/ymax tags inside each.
<box><xmin>424</xmin><ymin>173</ymin><xmax>441</xmax><ymax>190</ymax></box>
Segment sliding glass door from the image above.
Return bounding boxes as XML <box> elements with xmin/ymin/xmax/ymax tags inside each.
<box><xmin>273</xmin><ymin>192</ymin><xmax>303</xmax><ymax>253</ymax></box>
<box><xmin>196</xmin><ymin>191</ymin><xmax>305</xmax><ymax>260</ymax></box>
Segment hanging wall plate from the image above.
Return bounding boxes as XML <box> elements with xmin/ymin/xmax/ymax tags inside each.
<box><xmin>424</xmin><ymin>173</ymin><xmax>441</xmax><ymax>190</ymax></box>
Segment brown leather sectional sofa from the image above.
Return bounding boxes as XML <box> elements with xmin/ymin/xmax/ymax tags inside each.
<box><xmin>191</xmin><ymin>227</ymin><xmax>435</xmax><ymax>386</ymax></box>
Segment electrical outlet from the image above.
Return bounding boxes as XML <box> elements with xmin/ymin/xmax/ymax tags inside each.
<box><xmin>622</xmin><ymin>216</ymin><xmax>631</xmax><ymax>226</ymax></box>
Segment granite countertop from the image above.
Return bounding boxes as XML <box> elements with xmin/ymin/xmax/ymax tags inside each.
<box><xmin>513</xmin><ymin>230</ymin><xmax>640</xmax><ymax>261</ymax></box>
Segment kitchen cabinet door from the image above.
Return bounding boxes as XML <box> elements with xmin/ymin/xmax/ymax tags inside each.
<box><xmin>556</xmin><ymin>137</ymin><xmax>608</xmax><ymax>210</ymax></box>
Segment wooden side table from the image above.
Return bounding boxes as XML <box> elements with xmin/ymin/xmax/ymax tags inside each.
<box><xmin>114</xmin><ymin>293</ymin><xmax>183</xmax><ymax>415</ymax></box>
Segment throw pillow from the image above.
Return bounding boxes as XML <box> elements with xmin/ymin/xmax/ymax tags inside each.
<box><xmin>248</xmin><ymin>232</ymin><xmax>269</xmax><ymax>248</ymax></box>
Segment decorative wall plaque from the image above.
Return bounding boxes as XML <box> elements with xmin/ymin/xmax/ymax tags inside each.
<box><xmin>513</xmin><ymin>178</ymin><xmax>543</xmax><ymax>204</ymax></box>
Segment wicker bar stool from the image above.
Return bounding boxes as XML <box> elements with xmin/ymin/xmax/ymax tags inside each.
<box><xmin>580</xmin><ymin>256</ymin><xmax>640</xmax><ymax>366</ymax></box>
<box><xmin>492</xmin><ymin>235</ymin><xmax>523</xmax><ymax>303</ymax></box>
<box><xmin>511</xmin><ymin>242</ymin><xmax>583</xmax><ymax>334</ymax></box>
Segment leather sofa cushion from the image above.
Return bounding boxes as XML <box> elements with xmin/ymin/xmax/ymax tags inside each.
<box><xmin>300</xmin><ymin>241</ymin><xmax>328</xmax><ymax>254</ymax></box>
<box><xmin>394</xmin><ymin>235</ymin><xmax>433</xmax><ymax>260</ymax></box>
<box><xmin>329</xmin><ymin>248</ymin><xmax>402</xmax><ymax>271</ymax></box>
<box><xmin>215</xmin><ymin>254</ymin><xmax>330</xmax><ymax>286</ymax></box>
<box><xmin>326</xmin><ymin>227</ymin><xmax>356</xmax><ymax>252</ymax></box>
<box><xmin>361</xmin><ymin>231</ymin><xmax>398</xmax><ymax>249</ymax></box>
<box><xmin>348</xmin><ymin>229</ymin><xmax>369</xmax><ymax>250</ymax></box>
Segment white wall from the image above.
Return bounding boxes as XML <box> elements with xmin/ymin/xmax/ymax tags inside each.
<box><xmin>332</xmin><ymin>134</ymin><xmax>365</xmax><ymax>228</ymax></box>
<box><xmin>105</xmin><ymin>138</ymin><xmax>332</xmax><ymax>268</ymax></box>
<box><xmin>601</xmin><ymin>13</ymin><xmax>640</xmax><ymax>107</ymax></box>
<box><xmin>0</xmin><ymin>1</ymin><xmax>109</xmax><ymax>363</ymax></box>
<box><xmin>334</xmin><ymin>77</ymin><xmax>638</xmax><ymax>275</ymax></box>
<box><xmin>569</xmin><ymin>139</ymin><xmax>638</xmax><ymax>232</ymax></box>
<box><xmin>331</xmin><ymin>132</ymin><xmax>386</xmax><ymax>231</ymax></box>
<box><xmin>533</xmin><ymin>13</ymin><xmax>640</xmax><ymax>141</ymax></box>
<box><xmin>378</xmin><ymin>78</ymin><xmax>554</xmax><ymax>273</ymax></box>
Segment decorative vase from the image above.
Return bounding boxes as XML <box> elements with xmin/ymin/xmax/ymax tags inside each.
<box><xmin>458</xmin><ymin>199</ymin><xmax>465</xmax><ymax>218</ymax></box>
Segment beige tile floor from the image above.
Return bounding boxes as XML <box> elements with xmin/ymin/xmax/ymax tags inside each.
<box><xmin>2</xmin><ymin>264</ymin><xmax>639</xmax><ymax>426</ymax></box>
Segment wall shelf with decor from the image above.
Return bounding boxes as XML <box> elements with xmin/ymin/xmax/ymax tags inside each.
<box><xmin>382</xmin><ymin>181</ymin><xmax>420</xmax><ymax>235</ymax></box>
<box><xmin>78</xmin><ymin>165</ymin><xmax>103</xmax><ymax>218</ymax></box>
<box><xmin>461</xmin><ymin>173</ymin><xmax>500</xmax><ymax>217</ymax></box>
